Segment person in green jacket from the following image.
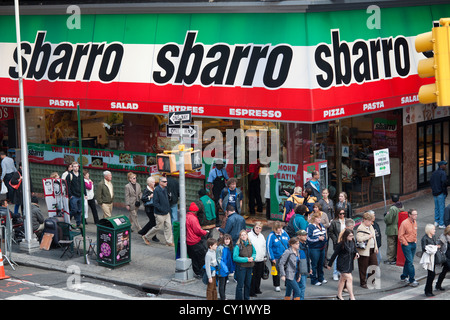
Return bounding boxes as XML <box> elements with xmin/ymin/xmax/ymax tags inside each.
<box><xmin>198</xmin><ymin>189</ymin><xmax>216</xmax><ymax>226</ymax></box>
<box><xmin>384</xmin><ymin>194</ymin><xmax>404</xmax><ymax>265</ymax></box>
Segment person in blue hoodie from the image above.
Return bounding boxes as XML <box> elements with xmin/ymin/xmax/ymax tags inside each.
<box><xmin>216</xmin><ymin>233</ymin><xmax>235</xmax><ymax>300</ymax></box>
<box><xmin>266</xmin><ymin>221</ymin><xmax>290</xmax><ymax>292</ymax></box>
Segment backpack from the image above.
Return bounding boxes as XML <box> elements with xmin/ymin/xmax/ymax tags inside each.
<box><xmin>285</xmin><ymin>209</ymin><xmax>295</xmax><ymax>223</ymax></box>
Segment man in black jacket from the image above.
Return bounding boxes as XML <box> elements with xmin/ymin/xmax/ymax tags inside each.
<box><xmin>430</xmin><ymin>160</ymin><xmax>448</xmax><ymax>229</ymax></box>
<box><xmin>67</xmin><ymin>162</ymin><xmax>86</xmax><ymax>227</ymax></box>
<box><xmin>142</xmin><ymin>177</ymin><xmax>174</xmax><ymax>246</ymax></box>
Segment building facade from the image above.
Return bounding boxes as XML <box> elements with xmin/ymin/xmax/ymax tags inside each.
<box><xmin>1</xmin><ymin>1</ymin><xmax>450</xmax><ymax>218</ymax></box>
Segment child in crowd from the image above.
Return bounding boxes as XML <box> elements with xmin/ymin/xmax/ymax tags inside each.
<box><xmin>205</xmin><ymin>238</ymin><xmax>218</xmax><ymax>300</ymax></box>
<box><xmin>216</xmin><ymin>234</ymin><xmax>235</xmax><ymax>300</ymax></box>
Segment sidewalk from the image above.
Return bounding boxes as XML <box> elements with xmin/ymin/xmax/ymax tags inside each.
<box><xmin>6</xmin><ymin>190</ymin><xmax>445</xmax><ymax>300</ymax></box>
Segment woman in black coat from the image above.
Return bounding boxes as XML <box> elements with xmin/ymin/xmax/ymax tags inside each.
<box><xmin>327</xmin><ymin>229</ymin><xmax>359</xmax><ymax>300</ymax></box>
<box><xmin>138</xmin><ymin>176</ymin><xmax>159</xmax><ymax>242</ymax></box>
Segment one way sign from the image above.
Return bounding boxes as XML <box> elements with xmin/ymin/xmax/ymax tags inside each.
<box><xmin>166</xmin><ymin>125</ymin><xmax>199</xmax><ymax>139</ymax></box>
<box><xmin>168</xmin><ymin>111</ymin><xmax>192</xmax><ymax>125</ymax></box>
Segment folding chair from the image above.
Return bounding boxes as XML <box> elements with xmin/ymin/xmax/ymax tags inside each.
<box><xmin>57</xmin><ymin>222</ymin><xmax>82</xmax><ymax>258</ymax></box>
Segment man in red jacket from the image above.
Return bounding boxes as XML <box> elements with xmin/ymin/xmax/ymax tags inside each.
<box><xmin>186</xmin><ymin>202</ymin><xmax>209</xmax><ymax>278</ymax></box>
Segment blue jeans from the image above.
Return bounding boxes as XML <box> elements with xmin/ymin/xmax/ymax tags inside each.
<box><xmin>285</xmin><ymin>278</ymin><xmax>301</xmax><ymax>299</ymax></box>
<box><xmin>434</xmin><ymin>193</ymin><xmax>446</xmax><ymax>226</ymax></box>
<box><xmin>298</xmin><ymin>274</ymin><xmax>307</xmax><ymax>300</ymax></box>
<box><xmin>401</xmin><ymin>242</ymin><xmax>416</xmax><ymax>283</ymax></box>
<box><xmin>309</xmin><ymin>248</ymin><xmax>325</xmax><ymax>284</ymax></box>
<box><xmin>69</xmin><ymin>196</ymin><xmax>82</xmax><ymax>226</ymax></box>
<box><xmin>170</xmin><ymin>204</ymin><xmax>178</xmax><ymax>222</ymax></box>
<box><xmin>235</xmin><ymin>265</ymin><xmax>252</xmax><ymax>300</ymax></box>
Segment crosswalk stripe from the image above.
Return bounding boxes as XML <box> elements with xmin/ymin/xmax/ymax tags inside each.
<box><xmin>380</xmin><ymin>278</ymin><xmax>450</xmax><ymax>300</ymax></box>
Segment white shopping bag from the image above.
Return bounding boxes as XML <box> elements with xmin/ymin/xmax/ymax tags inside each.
<box><xmin>0</xmin><ymin>181</ymin><xmax>7</xmax><ymax>194</ymax></box>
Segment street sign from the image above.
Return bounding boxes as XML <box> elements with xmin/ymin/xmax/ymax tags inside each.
<box><xmin>166</xmin><ymin>124</ymin><xmax>198</xmax><ymax>139</ymax></box>
<box><xmin>168</xmin><ymin>111</ymin><xmax>192</xmax><ymax>125</ymax></box>
<box><xmin>374</xmin><ymin>148</ymin><xmax>390</xmax><ymax>177</ymax></box>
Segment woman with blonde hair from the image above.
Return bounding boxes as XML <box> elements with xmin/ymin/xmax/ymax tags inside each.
<box><xmin>421</xmin><ymin>223</ymin><xmax>440</xmax><ymax>296</ymax></box>
<box><xmin>266</xmin><ymin>221</ymin><xmax>290</xmax><ymax>292</ymax></box>
<box><xmin>355</xmin><ymin>211</ymin><xmax>378</xmax><ymax>289</ymax></box>
<box><xmin>138</xmin><ymin>176</ymin><xmax>159</xmax><ymax>242</ymax></box>
<box><xmin>233</xmin><ymin>230</ymin><xmax>256</xmax><ymax>300</ymax></box>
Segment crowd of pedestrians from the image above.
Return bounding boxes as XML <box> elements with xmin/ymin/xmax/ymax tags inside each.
<box><xmin>3</xmin><ymin>157</ymin><xmax>450</xmax><ymax>301</ymax></box>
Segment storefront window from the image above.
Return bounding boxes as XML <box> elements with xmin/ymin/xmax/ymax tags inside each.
<box><xmin>313</xmin><ymin>111</ymin><xmax>402</xmax><ymax>207</ymax></box>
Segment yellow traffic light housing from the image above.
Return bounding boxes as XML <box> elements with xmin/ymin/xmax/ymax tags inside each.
<box><xmin>415</xmin><ymin>18</ymin><xmax>450</xmax><ymax>106</ymax></box>
<box><xmin>156</xmin><ymin>153</ymin><xmax>177</xmax><ymax>173</ymax></box>
<box><xmin>184</xmin><ymin>150</ymin><xmax>202</xmax><ymax>171</ymax></box>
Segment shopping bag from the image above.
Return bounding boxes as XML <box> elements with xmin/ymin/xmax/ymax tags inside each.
<box><xmin>0</xmin><ymin>181</ymin><xmax>7</xmax><ymax>194</ymax></box>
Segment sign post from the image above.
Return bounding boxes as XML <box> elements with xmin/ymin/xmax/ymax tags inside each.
<box><xmin>170</xmin><ymin>111</ymin><xmax>193</xmax><ymax>281</ymax></box>
<box><xmin>374</xmin><ymin>148</ymin><xmax>391</xmax><ymax>214</ymax></box>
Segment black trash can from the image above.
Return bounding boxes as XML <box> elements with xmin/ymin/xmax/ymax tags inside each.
<box><xmin>97</xmin><ymin>215</ymin><xmax>131</xmax><ymax>268</ymax></box>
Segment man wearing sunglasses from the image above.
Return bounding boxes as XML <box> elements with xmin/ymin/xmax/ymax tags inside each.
<box><xmin>142</xmin><ymin>176</ymin><xmax>174</xmax><ymax>246</ymax></box>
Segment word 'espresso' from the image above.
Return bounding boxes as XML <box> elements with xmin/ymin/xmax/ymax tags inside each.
<box><xmin>315</xmin><ymin>30</ymin><xmax>411</xmax><ymax>88</ymax></box>
<box><xmin>9</xmin><ymin>31</ymin><xmax>123</xmax><ymax>82</ymax></box>
<box><xmin>153</xmin><ymin>31</ymin><xmax>293</xmax><ymax>88</ymax></box>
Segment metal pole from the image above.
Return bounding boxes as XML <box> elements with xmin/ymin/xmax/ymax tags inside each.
<box><xmin>382</xmin><ymin>175</ymin><xmax>387</xmax><ymax>214</ymax></box>
<box><xmin>76</xmin><ymin>103</ymin><xmax>87</xmax><ymax>264</ymax></box>
<box><xmin>179</xmin><ymin>121</ymin><xmax>187</xmax><ymax>260</ymax></box>
<box><xmin>14</xmin><ymin>0</ymin><xmax>33</xmax><ymax>249</ymax></box>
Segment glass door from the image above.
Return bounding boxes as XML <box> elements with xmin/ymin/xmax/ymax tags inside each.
<box><xmin>417</xmin><ymin>118</ymin><xmax>450</xmax><ymax>187</ymax></box>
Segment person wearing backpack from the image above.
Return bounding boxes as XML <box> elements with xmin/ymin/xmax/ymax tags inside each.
<box><xmin>279</xmin><ymin>237</ymin><xmax>305</xmax><ymax>300</ymax></box>
<box><xmin>216</xmin><ymin>234</ymin><xmax>235</xmax><ymax>300</ymax></box>
<box><xmin>285</xmin><ymin>204</ymin><xmax>308</xmax><ymax>238</ymax></box>
<box><xmin>384</xmin><ymin>194</ymin><xmax>404</xmax><ymax>265</ymax></box>
<box><xmin>283</xmin><ymin>187</ymin><xmax>304</xmax><ymax>222</ymax></box>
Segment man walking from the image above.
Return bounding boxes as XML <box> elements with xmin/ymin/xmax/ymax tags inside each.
<box><xmin>142</xmin><ymin>176</ymin><xmax>174</xmax><ymax>246</ymax></box>
<box><xmin>96</xmin><ymin>171</ymin><xmax>114</xmax><ymax>218</ymax></box>
<box><xmin>67</xmin><ymin>162</ymin><xmax>86</xmax><ymax>227</ymax></box>
<box><xmin>430</xmin><ymin>160</ymin><xmax>448</xmax><ymax>229</ymax></box>
<box><xmin>398</xmin><ymin>209</ymin><xmax>419</xmax><ymax>287</ymax></box>
<box><xmin>0</xmin><ymin>151</ymin><xmax>17</xmax><ymax>200</ymax></box>
<box><xmin>384</xmin><ymin>194</ymin><xmax>404</xmax><ymax>265</ymax></box>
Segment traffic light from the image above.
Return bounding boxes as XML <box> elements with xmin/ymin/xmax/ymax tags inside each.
<box><xmin>415</xmin><ymin>18</ymin><xmax>450</xmax><ymax>106</ymax></box>
<box><xmin>156</xmin><ymin>153</ymin><xmax>177</xmax><ymax>173</ymax></box>
<box><xmin>184</xmin><ymin>150</ymin><xmax>202</xmax><ymax>171</ymax></box>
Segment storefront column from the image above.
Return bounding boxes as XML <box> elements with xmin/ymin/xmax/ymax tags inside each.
<box><xmin>335</xmin><ymin>120</ymin><xmax>342</xmax><ymax>198</ymax></box>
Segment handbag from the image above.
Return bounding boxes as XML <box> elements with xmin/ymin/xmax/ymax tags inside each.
<box><xmin>356</xmin><ymin>230</ymin><xmax>370</xmax><ymax>249</ymax></box>
<box><xmin>298</xmin><ymin>249</ymin><xmax>308</xmax><ymax>275</ymax></box>
<box><xmin>262</xmin><ymin>262</ymin><xmax>270</xmax><ymax>280</ymax></box>
<box><xmin>435</xmin><ymin>249</ymin><xmax>446</xmax><ymax>265</ymax></box>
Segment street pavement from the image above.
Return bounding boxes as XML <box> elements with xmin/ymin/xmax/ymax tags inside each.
<box><xmin>4</xmin><ymin>190</ymin><xmax>449</xmax><ymax>300</ymax></box>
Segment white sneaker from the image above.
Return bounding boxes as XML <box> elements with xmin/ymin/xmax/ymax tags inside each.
<box><xmin>439</xmin><ymin>225</ymin><xmax>445</xmax><ymax>229</ymax></box>
<box><xmin>435</xmin><ymin>222</ymin><xmax>439</xmax><ymax>227</ymax></box>
<box><xmin>321</xmin><ymin>279</ymin><xmax>328</xmax><ymax>284</ymax></box>
<box><xmin>333</xmin><ymin>274</ymin><xmax>339</xmax><ymax>281</ymax></box>
<box><xmin>314</xmin><ymin>282</ymin><xmax>322</xmax><ymax>286</ymax></box>
<box><xmin>275</xmin><ymin>286</ymin><xmax>281</xmax><ymax>292</ymax></box>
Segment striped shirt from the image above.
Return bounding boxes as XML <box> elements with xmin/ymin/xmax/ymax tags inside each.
<box><xmin>306</xmin><ymin>223</ymin><xmax>327</xmax><ymax>249</ymax></box>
